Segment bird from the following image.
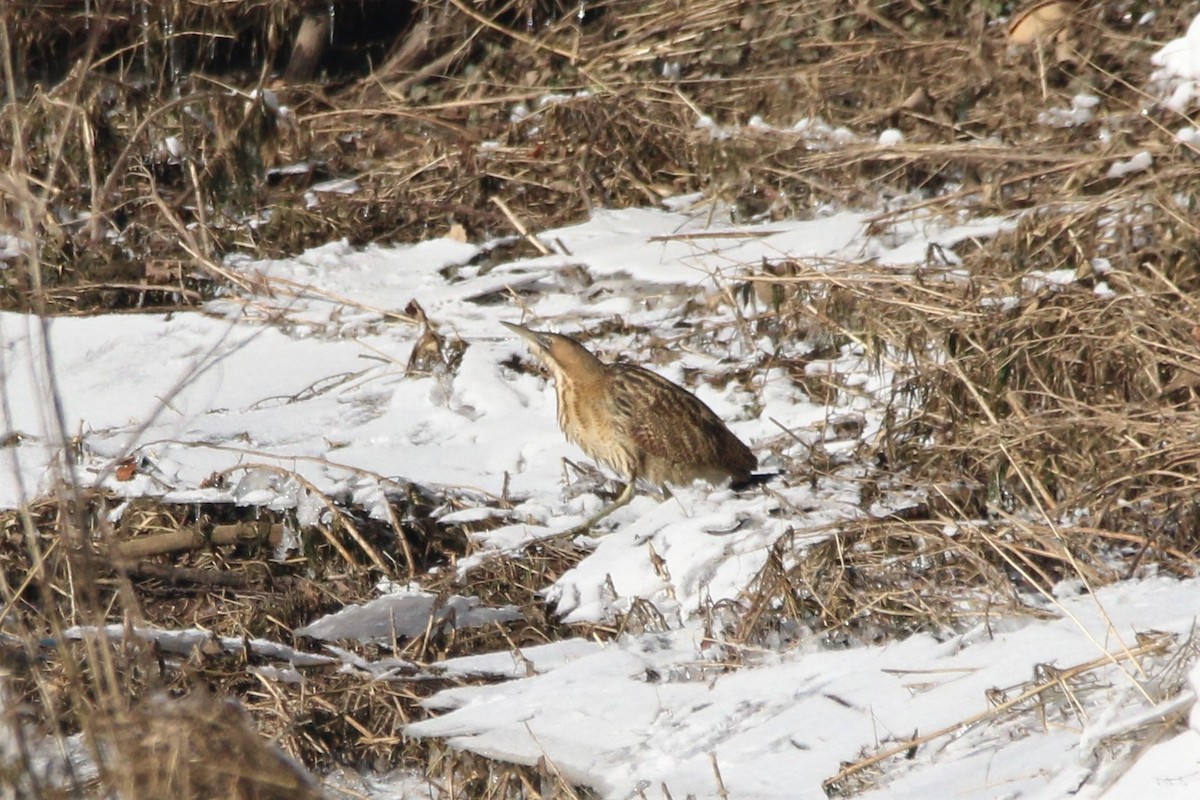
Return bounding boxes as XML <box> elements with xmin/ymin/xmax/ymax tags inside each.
<box><xmin>501</xmin><ymin>321</ymin><xmax>758</xmax><ymax>535</ymax></box>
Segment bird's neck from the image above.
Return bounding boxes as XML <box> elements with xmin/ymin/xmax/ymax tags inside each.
<box><xmin>550</xmin><ymin>358</ymin><xmax>607</xmax><ymax>399</ymax></box>
<box><xmin>549</xmin><ymin>357</ymin><xmax>608</xmax><ymax>435</ymax></box>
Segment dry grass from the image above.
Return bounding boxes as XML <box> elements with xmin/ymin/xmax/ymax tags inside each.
<box><xmin>2</xmin><ymin>0</ymin><xmax>1200</xmax><ymax>797</ymax></box>
<box><xmin>4</xmin><ymin>1</ymin><xmax>1195</xmax><ymax>309</ymax></box>
<box><xmin>730</xmin><ymin>179</ymin><xmax>1200</xmax><ymax>647</ymax></box>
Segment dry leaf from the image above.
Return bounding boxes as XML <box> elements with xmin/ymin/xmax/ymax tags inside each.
<box><xmin>1007</xmin><ymin>0</ymin><xmax>1072</xmax><ymax>46</ymax></box>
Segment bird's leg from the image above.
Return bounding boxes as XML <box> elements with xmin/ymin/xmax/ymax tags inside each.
<box><xmin>559</xmin><ymin>477</ymin><xmax>637</xmax><ymax>538</ymax></box>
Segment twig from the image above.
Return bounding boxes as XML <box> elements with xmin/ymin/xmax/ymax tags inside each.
<box><xmin>210</xmin><ymin>464</ymin><xmax>394</xmax><ymax>576</ymax></box>
<box><xmin>710</xmin><ymin>752</ymin><xmax>730</xmax><ymax>800</ymax></box>
<box><xmin>491</xmin><ymin>196</ymin><xmax>552</xmax><ymax>255</ymax></box>
<box><xmin>124</xmin><ymin>562</ymin><xmax>253</xmax><ymax>589</ymax></box>
<box><xmin>110</xmin><ymin>522</ymin><xmax>284</xmax><ymax>560</ymax></box>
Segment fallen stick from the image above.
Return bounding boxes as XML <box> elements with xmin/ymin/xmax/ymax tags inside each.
<box><xmin>111</xmin><ymin>522</ymin><xmax>285</xmax><ymax>561</ymax></box>
<box><xmin>124</xmin><ymin>562</ymin><xmax>253</xmax><ymax>588</ymax></box>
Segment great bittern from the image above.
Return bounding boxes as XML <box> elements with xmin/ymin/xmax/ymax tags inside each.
<box><xmin>501</xmin><ymin>321</ymin><xmax>757</xmax><ymax>534</ymax></box>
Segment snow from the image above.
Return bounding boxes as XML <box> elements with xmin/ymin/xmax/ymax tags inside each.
<box><xmin>407</xmin><ymin>577</ymin><xmax>1200</xmax><ymax>800</ymax></box>
<box><xmin>1038</xmin><ymin>94</ymin><xmax>1100</xmax><ymax>128</ymax></box>
<box><xmin>309</xmin><ymin>177</ymin><xmax>361</xmax><ymax>195</ymax></box>
<box><xmin>1104</xmin><ymin>729</ymin><xmax>1200</xmax><ymax>799</ymax></box>
<box><xmin>61</xmin><ymin>624</ymin><xmax>338</xmax><ymax>668</ymax></box>
<box><xmin>1105</xmin><ymin>150</ymin><xmax>1153</xmax><ymax>179</ymax></box>
<box><xmin>1151</xmin><ymin>13</ymin><xmax>1200</xmax><ymax>112</ymax></box>
<box><xmin>295</xmin><ymin>589</ymin><xmax>522</xmax><ymax>644</ymax></box>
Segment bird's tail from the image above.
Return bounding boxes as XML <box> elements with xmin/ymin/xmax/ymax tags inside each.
<box><xmin>732</xmin><ymin>470</ymin><xmax>782</xmax><ymax>491</ymax></box>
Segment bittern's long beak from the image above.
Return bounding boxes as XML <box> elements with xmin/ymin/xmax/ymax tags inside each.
<box><xmin>500</xmin><ymin>320</ymin><xmax>553</xmax><ymax>352</ymax></box>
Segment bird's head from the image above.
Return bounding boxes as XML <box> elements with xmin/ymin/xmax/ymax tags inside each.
<box><xmin>501</xmin><ymin>321</ymin><xmax>602</xmax><ymax>382</ymax></box>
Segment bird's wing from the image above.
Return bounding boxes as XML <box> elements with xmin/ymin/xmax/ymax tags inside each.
<box><xmin>610</xmin><ymin>364</ymin><xmax>755</xmax><ymax>474</ymax></box>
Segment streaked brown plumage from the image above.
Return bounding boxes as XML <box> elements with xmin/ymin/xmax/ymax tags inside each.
<box><xmin>501</xmin><ymin>321</ymin><xmax>756</xmax><ymax>532</ymax></box>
